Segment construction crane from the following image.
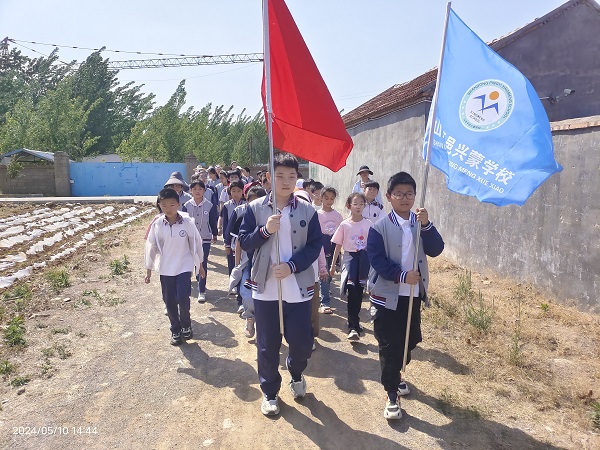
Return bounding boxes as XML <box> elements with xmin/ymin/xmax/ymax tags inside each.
<box><xmin>107</xmin><ymin>53</ymin><xmax>263</xmax><ymax>70</ymax></box>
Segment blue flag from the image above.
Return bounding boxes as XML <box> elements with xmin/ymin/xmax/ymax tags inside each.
<box><xmin>424</xmin><ymin>9</ymin><xmax>562</xmax><ymax>206</ymax></box>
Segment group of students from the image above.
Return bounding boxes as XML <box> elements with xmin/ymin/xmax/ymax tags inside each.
<box><xmin>144</xmin><ymin>153</ymin><xmax>444</xmax><ymax>420</ymax></box>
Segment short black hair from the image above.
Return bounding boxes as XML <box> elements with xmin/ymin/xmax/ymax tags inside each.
<box><xmin>364</xmin><ymin>181</ymin><xmax>380</xmax><ymax>191</ymax></box>
<box><xmin>228</xmin><ymin>180</ymin><xmax>245</xmax><ymax>193</ymax></box>
<box><xmin>227</xmin><ymin>169</ymin><xmax>242</xmax><ymax>179</ymax></box>
<box><xmin>190</xmin><ymin>180</ymin><xmax>206</xmax><ymax>190</ymax></box>
<box><xmin>208</xmin><ymin>166</ymin><xmax>217</xmax><ymax>175</ymax></box>
<box><xmin>311</xmin><ymin>181</ymin><xmax>324</xmax><ymax>192</ymax></box>
<box><xmin>302</xmin><ymin>178</ymin><xmax>314</xmax><ymax>190</ymax></box>
<box><xmin>274</xmin><ymin>152</ymin><xmax>299</xmax><ymax>171</ymax></box>
<box><xmin>244</xmin><ymin>167</ymin><xmax>251</xmax><ymax>173</ymax></box>
<box><xmin>387</xmin><ymin>172</ymin><xmax>417</xmax><ymax>194</ymax></box>
<box><xmin>247</xmin><ymin>186</ymin><xmax>267</xmax><ymax>201</ymax></box>
<box><xmin>158</xmin><ymin>188</ymin><xmax>180</xmax><ymax>202</ymax></box>
<box><xmin>321</xmin><ymin>186</ymin><xmax>338</xmax><ymax>197</ymax></box>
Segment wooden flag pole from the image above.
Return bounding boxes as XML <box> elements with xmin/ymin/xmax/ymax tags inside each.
<box><xmin>263</xmin><ymin>0</ymin><xmax>285</xmax><ymax>335</ymax></box>
<box><xmin>402</xmin><ymin>1</ymin><xmax>452</xmax><ymax>372</ymax></box>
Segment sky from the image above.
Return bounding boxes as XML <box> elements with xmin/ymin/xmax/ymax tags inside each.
<box><xmin>0</xmin><ymin>0</ymin><xmax>568</xmax><ymax>117</ymax></box>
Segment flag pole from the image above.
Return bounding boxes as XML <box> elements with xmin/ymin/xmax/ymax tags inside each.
<box><xmin>402</xmin><ymin>1</ymin><xmax>452</xmax><ymax>373</ymax></box>
<box><xmin>263</xmin><ymin>0</ymin><xmax>285</xmax><ymax>335</ymax></box>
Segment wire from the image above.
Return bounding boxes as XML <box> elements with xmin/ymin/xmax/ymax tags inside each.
<box><xmin>8</xmin><ymin>37</ymin><xmax>229</xmax><ymax>58</ymax></box>
<box><xmin>119</xmin><ymin>62</ymin><xmax>261</xmax><ymax>83</ymax></box>
<box><xmin>10</xmin><ymin>41</ymin><xmax>73</xmax><ymax>66</ymax></box>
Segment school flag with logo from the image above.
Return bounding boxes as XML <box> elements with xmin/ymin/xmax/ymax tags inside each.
<box><xmin>262</xmin><ymin>0</ymin><xmax>354</xmax><ymax>172</ymax></box>
<box><xmin>423</xmin><ymin>8</ymin><xmax>562</xmax><ymax>206</ymax></box>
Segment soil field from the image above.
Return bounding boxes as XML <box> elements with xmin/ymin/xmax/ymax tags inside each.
<box><xmin>0</xmin><ymin>202</ymin><xmax>598</xmax><ymax>449</ymax></box>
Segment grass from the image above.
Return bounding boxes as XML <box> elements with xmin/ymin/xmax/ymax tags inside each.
<box><xmin>10</xmin><ymin>376</ymin><xmax>30</xmax><ymax>387</ymax></box>
<box><xmin>46</xmin><ymin>269</ymin><xmax>71</xmax><ymax>292</ymax></box>
<box><xmin>437</xmin><ymin>387</ymin><xmax>460</xmax><ymax>415</ymax></box>
<box><xmin>53</xmin><ymin>343</ymin><xmax>72</xmax><ymax>359</ymax></box>
<box><xmin>463</xmin><ymin>290</ymin><xmax>494</xmax><ymax>333</ymax></box>
<box><xmin>109</xmin><ymin>255</ymin><xmax>130</xmax><ymax>276</ymax></box>
<box><xmin>4</xmin><ymin>316</ymin><xmax>26</xmax><ymax>346</ymax></box>
<box><xmin>509</xmin><ymin>295</ymin><xmax>525</xmax><ymax>367</ymax></box>
<box><xmin>1</xmin><ymin>284</ymin><xmax>32</xmax><ymax>312</ymax></box>
<box><xmin>0</xmin><ymin>360</ymin><xmax>15</xmax><ymax>376</ymax></box>
<box><xmin>591</xmin><ymin>401</ymin><xmax>600</xmax><ymax>430</ymax></box>
<box><xmin>50</xmin><ymin>327</ymin><xmax>71</xmax><ymax>335</ymax></box>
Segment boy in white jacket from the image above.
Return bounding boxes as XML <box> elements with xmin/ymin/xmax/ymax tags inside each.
<box><xmin>145</xmin><ymin>188</ymin><xmax>205</xmax><ymax>345</ymax></box>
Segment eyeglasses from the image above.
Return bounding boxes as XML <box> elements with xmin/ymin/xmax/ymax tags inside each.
<box><xmin>390</xmin><ymin>192</ymin><xmax>415</xmax><ymax>200</ymax></box>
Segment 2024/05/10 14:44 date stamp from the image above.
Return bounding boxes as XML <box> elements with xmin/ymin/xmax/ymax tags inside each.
<box><xmin>12</xmin><ymin>425</ymin><xmax>98</xmax><ymax>436</ymax></box>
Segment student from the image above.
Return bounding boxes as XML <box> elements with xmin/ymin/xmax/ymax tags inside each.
<box><xmin>362</xmin><ymin>181</ymin><xmax>384</xmax><ymax>224</ymax></box>
<box><xmin>183</xmin><ymin>180</ymin><xmax>218</xmax><ymax>303</ymax></box>
<box><xmin>308</xmin><ymin>181</ymin><xmax>324</xmax><ymax>210</ymax></box>
<box><xmin>227</xmin><ymin>185</ymin><xmax>267</xmax><ymax>338</ymax></box>
<box><xmin>329</xmin><ymin>193</ymin><xmax>373</xmax><ymax>341</ymax></box>
<box><xmin>215</xmin><ymin>171</ymin><xmax>229</xmax><ymax>219</ymax></box>
<box><xmin>239</xmin><ymin>152</ymin><xmax>322</xmax><ymax>416</ymax></box>
<box><xmin>219</xmin><ymin>169</ymin><xmax>242</xmax><ymax>208</ymax></box>
<box><xmin>353</xmin><ymin>165</ymin><xmax>384</xmax><ymax>205</ymax></box>
<box><xmin>164</xmin><ymin>172</ymin><xmax>192</xmax><ymax>210</ymax></box>
<box><xmin>207</xmin><ymin>166</ymin><xmax>219</xmax><ymax>190</ymax></box>
<box><xmin>145</xmin><ymin>188</ymin><xmax>205</xmax><ymax>345</ymax></box>
<box><xmin>317</xmin><ymin>187</ymin><xmax>343</xmax><ymax>314</ymax></box>
<box><xmin>367</xmin><ymin>172</ymin><xmax>444</xmax><ymax>420</ymax></box>
<box><xmin>222</xmin><ymin>180</ymin><xmax>246</xmax><ymax>278</ymax></box>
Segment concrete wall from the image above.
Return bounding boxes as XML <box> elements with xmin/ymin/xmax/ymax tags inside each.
<box><xmin>312</xmin><ymin>109</ymin><xmax>599</xmax><ymax>312</ymax></box>
<box><xmin>496</xmin><ymin>1</ymin><xmax>600</xmax><ymax>122</ymax></box>
<box><xmin>0</xmin><ymin>165</ymin><xmax>56</xmax><ymax>196</ymax></box>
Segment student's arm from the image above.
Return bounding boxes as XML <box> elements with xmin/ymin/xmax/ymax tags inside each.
<box><xmin>223</xmin><ymin>209</ymin><xmax>234</xmax><ymax>251</ymax></box>
<box><xmin>144</xmin><ymin>222</ymin><xmax>159</xmax><ymax>281</ymax></box>
<box><xmin>329</xmin><ymin>244</ymin><xmax>342</xmax><ymax>277</ymax></box>
<box><xmin>367</xmin><ymin>227</ymin><xmax>404</xmax><ymax>283</ymax></box>
<box><xmin>286</xmin><ymin>211</ymin><xmax>323</xmax><ymax>274</ymax></box>
<box><xmin>192</xmin><ymin>225</ymin><xmax>206</xmax><ymax>278</ymax></box>
<box><xmin>239</xmin><ymin>206</ymin><xmax>278</xmax><ymax>252</ymax></box>
<box><xmin>416</xmin><ymin>208</ymin><xmax>445</xmax><ymax>257</ymax></box>
<box><xmin>218</xmin><ymin>206</ymin><xmax>225</xmax><ymax>236</ymax></box>
<box><xmin>209</xmin><ymin>202</ymin><xmax>218</xmax><ymax>243</ymax></box>
<box><xmin>235</xmin><ymin>240</ymin><xmax>242</xmax><ymax>266</ymax></box>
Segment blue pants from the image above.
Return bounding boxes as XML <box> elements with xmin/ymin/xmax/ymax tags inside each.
<box><xmin>240</xmin><ymin>266</ymin><xmax>254</xmax><ymax>319</ymax></box>
<box><xmin>160</xmin><ymin>272</ymin><xmax>192</xmax><ymax>334</ymax></box>
<box><xmin>319</xmin><ymin>254</ymin><xmax>333</xmax><ymax>307</ymax></box>
<box><xmin>196</xmin><ymin>242</ymin><xmax>211</xmax><ymax>293</ymax></box>
<box><xmin>254</xmin><ymin>299</ymin><xmax>313</xmax><ymax>396</ymax></box>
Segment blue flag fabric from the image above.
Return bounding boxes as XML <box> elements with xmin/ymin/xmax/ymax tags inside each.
<box><xmin>424</xmin><ymin>9</ymin><xmax>562</xmax><ymax>206</ymax></box>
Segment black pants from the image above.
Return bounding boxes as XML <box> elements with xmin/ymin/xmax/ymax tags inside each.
<box><xmin>347</xmin><ymin>284</ymin><xmax>364</xmax><ymax>331</ymax></box>
<box><xmin>160</xmin><ymin>272</ymin><xmax>192</xmax><ymax>334</ymax></box>
<box><xmin>373</xmin><ymin>296</ymin><xmax>422</xmax><ymax>393</ymax></box>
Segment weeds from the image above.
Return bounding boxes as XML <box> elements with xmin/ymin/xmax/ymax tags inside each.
<box><xmin>591</xmin><ymin>401</ymin><xmax>600</xmax><ymax>429</ymax></box>
<box><xmin>1</xmin><ymin>284</ymin><xmax>32</xmax><ymax>312</ymax></box>
<box><xmin>454</xmin><ymin>270</ymin><xmax>474</xmax><ymax>303</ymax></box>
<box><xmin>82</xmin><ymin>289</ymin><xmax>100</xmax><ymax>298</ymax></box>
<box><xmin>54</xmin><ymin>343</ymin><xmax>72</xmax><ymax>359</ymax></box>
<box><xmin>41</xmin><ymin>360</ymin><xmax>54</xmax><ymax>378</ymax></box>
<box><xmin>540</xmin><ymin>303</ymin><xmax>550</xmax><ymax>313</ymax></box>
<box><xmin>4</xmin><ymin>316</ymin><xmax>26</xmax><ymax>346</ymax></box>
<box><xmin>463</xmin><ymin>291</ymin><xmax>494</xmax><ymax>333</ymax></box>
<box><xmin>438</xmin><ymin>388</ymin><xmax>460</xmax><ymax>415</ymax></box>
<box><xmin>0</xmin><ymin>360</ymin><xmax>15</xmax><ymax>375</ymax></box>
<box><xmin>46</xmin><ymin>269</ymin><xmax>71</xmax><ymax>292</ymax></box>
<box><xmin>50</xmin><ymin>327</ymin><xmax>71</xmax><ymax>335</ymax></box>
<box><xmin>109</xmin><ymin>255</ymin><xmax>130</xmax><ymax>276</ymax></box>
<box><xmin>41</xmin><ymin>347</ymin><xmax>56</xmax><ymax>358</ymax></box>
<box><xmin>10</xmin><ymin>376</ymin><xmax>30</xmax><ymax>387</ymax></box>
<box><xmin>509</xmin><ymin>295</ymin><xmax>524</xmax><ymax>367</ymax></box>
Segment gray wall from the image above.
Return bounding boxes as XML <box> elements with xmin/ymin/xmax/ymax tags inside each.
<box><xmin>312</xmin><ymin>110</ymin><xmax>599</xmax><ymax>313</ymax></box>
<box><xmin>496</xmin><ymin>1</ymin><xmax>600</xmax><ymax>122</ymax></box>
<box><xmin>0</xmin><ymin>165</ymin><xmax>56</xmax><ymax>196</ymax></box>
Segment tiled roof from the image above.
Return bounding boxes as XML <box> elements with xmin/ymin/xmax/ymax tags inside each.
<box><xmin>342</xmin><ymin>69</ymin><xmax>437</xmax><ymax>128</ymax></box>
<box><xmin>342</xmin><ymin>0</ymin><xmax>600</xmax><ymax>129</ymax></box>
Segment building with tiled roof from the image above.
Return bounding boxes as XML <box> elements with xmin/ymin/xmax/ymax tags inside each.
<box><xmin>312</xmin><ymin>0</ymin><xmax>600</xmax><ymax>312</ymax></box>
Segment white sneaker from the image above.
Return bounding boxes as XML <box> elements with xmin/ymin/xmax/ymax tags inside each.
<box><xmin>289</xmin><ymin>375</ymin><xmax>307</xmax><ymax>398</ymax></box>
<box><xmin>312</xmin><ymin>340</ymin><xmax>316</xmax><ymax>351</ymax></box>
<box><xmin>398</xmin><ymin>380</ymin><xmax>410</xmax><ymax>396</ymax></box>
<box><xmin>347</xmin><ymin>329</ymin><xmax>360</xmax><ymax>341</ymax></box>
<box><xmin>237</xmin><ymin>304</ymin><xmax>244</xmax><ymax>315</ymax></box>
<box><xmin>197</xmin><ymin>292</ymin><xmax>206</xmax><ymax>303</ymax></box>
<box><xmin>261</xmin><ymin>395</ymin><xmax>280</xmax><ymax>416</ymax></box>
<box><xmin>244</xmin><ymin>318</ymin><xmax>255</xmax><ymax>338</ymax></box>
<box><xmin>384</xmin><ymin>396</ymin><xmax>402</xmax><ymax>420</ymax></box>
<box><xmin>164</xmin><ymin>307</ymin><xmax>168</xmax><ymax>316</ymax></box>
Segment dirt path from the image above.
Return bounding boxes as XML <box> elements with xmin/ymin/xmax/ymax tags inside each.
<box><xmin>0</xmin><ymin>217</ymin><xmax>597</xmax><ymax>449</ymax></box>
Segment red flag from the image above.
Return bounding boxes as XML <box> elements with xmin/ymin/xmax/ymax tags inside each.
<box><xmin>262</xmin><ymin>0</ymin><xmax>353</xmax><ymax>172</ymax></box>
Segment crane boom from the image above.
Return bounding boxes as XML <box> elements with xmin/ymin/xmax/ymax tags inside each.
<box><xmin>107</xmin><ymin>53</ymin><xmax>263</xmax><ymax>69</ymax></box>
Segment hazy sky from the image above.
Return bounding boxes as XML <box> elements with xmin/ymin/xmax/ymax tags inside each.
<box><xmin>1</xmin><ymin>0</ymin><xmax>567</xmax><ymax>116</ymax></box>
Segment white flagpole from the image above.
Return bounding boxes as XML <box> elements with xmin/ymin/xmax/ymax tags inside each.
<box><xmin>262</xmin><ymin>0</ymin><xmax>285</xmax><ymax>335</ymax></box>
<box><xmin>402</xmin><ymin>1</ymin><xmax>452</xmax><ymax>372</ymax></box>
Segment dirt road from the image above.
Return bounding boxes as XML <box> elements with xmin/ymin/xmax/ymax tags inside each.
<box><xmin>0</xmin><ymin>217</ymin><xmax>597</xmax><ymax>449</ymax></box>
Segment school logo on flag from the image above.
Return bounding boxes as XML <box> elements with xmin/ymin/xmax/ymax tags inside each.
<box><xmin>459</xmin><ymin>80</ymin><xmax>514</xmax><ymax>131</ymax></box>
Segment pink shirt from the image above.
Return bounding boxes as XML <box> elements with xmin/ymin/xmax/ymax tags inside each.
<box><xmin>331</xmin><ymin>218</ymin><xmax>373</xmax><ymax>252</ymax></box>
<box><xmin>317</xmin><ymin>208</ymin><xmax>344</xmax><ymax>236</ymax></box>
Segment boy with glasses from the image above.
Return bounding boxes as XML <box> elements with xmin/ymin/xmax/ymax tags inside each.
<box><xmin>367</xmin><ymin>172</ymin><xmax>444</xmax><ymax>420</ymax></box>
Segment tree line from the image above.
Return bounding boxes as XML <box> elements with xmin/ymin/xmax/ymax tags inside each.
<box><xmin>0</xmin><ymin>45</ymin><xmax>269</xmax><ymax>165</ymax></box>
